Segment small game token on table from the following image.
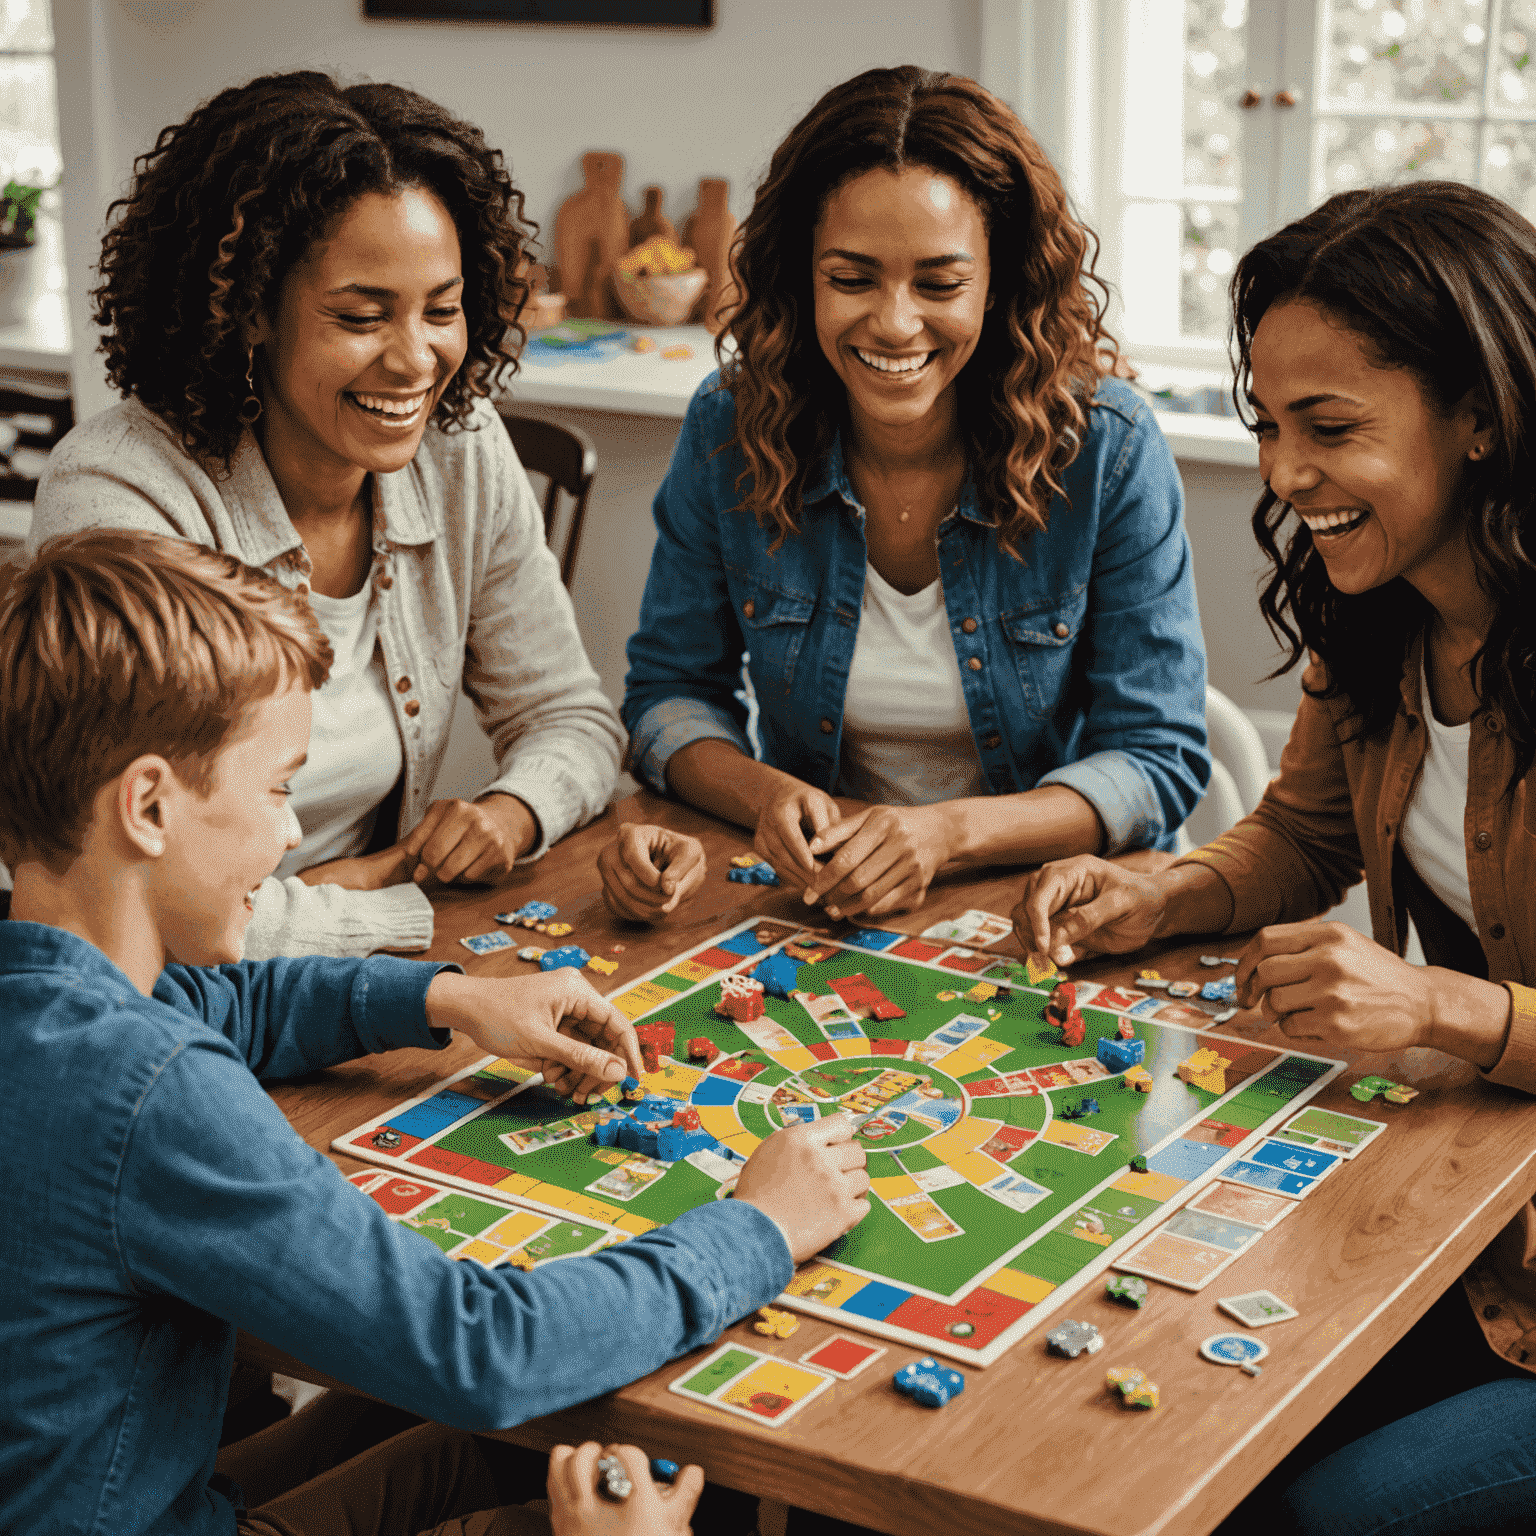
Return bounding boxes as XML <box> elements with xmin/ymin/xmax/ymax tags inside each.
<box><xmin>1201</xmin><ymin>976</ymin><xmax>1237</xmax><ymax>1002</ymax></box>
<box><xmin>1199</xmin><ymin>1332</ymin><xmax>1268</xmax><ymax>1375</ymax></box>
<box><xmin>539</xmin><ymin>944</ymin><xmax>591</xmax><ymax>972</ymax></box>
<box><xmin>893</xmin><ymin>1357</ymin><xmax>965</xmax><ymax>1408</ymax></box>
<box><xmin>799</xmin><ymin>1335</ymin><xmax>886</xmax><ymax>1380</ymax></box>
<box><xmin>1167</xmin><ymin>980</ymin><xmax>1199</xmax><ymax>998</ymax></box>
<box><xmin>516</xmin><ymin>945</ymin><xmax>545</xmax><ymax>963</ymax></box>
<box><xmin>753</xmin><ymin>1304</ymin><xmax>800</xmax><ymax>1339</ymax></box>
<box><xmin>586</xmin><ymin>955</ymin><xmax>618</xmax><ymax>975</ymax></box>
<box><xmin>544</xmin><ymin>921</ymin><xmax>573</xmax><ymax>937</ymax></box>
<box><xmin>1105</xmin><ymin>1366</ymin><xmax>1158</xmax><ymax>1409</ymax></box>
<box><xmin>1218</xmin><ymin>1289</ymin><xmax>1299</xmax><ymax>1328</ymax></box>
<box><xmin>730</xmin><ymin>853</ymin><xmax>762</xmax><ymax>868</ymax></box>
<box><xmin>649</xmin><ymin>1459</ymin><xmax>678</xmax><ymax>1483</ymax></box>
<box><xmin>1350</xmin><ymin>1075</ymin><xmax>1420</xmax><ymax>1105</ymax></box>
<box><xmin>460</xmin><ymin>930</ymin><xmax>515</xmax><ymax>955</ymax></box>
<box><xmin>1106</xmin><ymin>1274</ymin><xmax>1149</xmax><ymax>1308</ymax></box>
<box><xmin>1046</xmin><ymin>1320</ymin><xmax>1103</xmax><ymax>1358</ymax></box>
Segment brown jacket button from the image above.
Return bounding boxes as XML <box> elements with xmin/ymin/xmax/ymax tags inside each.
<box><xmin>404</xmin><ymin>699</ymin><xmax>421</xmax><ymax>717</ymax></box>
<box><xmin>819</xmin><ymin>718</ymin><xmax>833</xmax><ymax>734</ymax></box>
<box><xmin>396</xmin><ymin>677</ymin><xmax>411</xmax><ymax>693</ymax></box>
<box><xmin>1476</xmin><ymin>831</ymin><xmax>1493</xmax><ymax>851</ymax></box>
<box><xmin>377</xmin><ymin>574</ymin><xmax>393</xmax><ymax>589</ymax></box>
<box><xmin>1054</xmin><ymin>622</ymin><xmax>1070</xmax><ymax>638</ymax></box>
<box><xmin>743</xmin><ymin>599</ymin><xmax>756</xmax><ymax>620</ymax></box>
<box><xmin>968</xmin><ymin>657</ymin><xmax>983</xmax><ymax>671</ymax></box>
<box><xmin>962</xmin><ymin>617</ymin><xmax>978</xmax><ymax>634</ymax></box>
<box><xmin>1492</xmin><ymin>923</ymin><xmax>1507</xmax><ymax>940</ymax></box>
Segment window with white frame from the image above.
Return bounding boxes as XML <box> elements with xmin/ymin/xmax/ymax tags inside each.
<box><xmin>0</xmin><ymin>0</ymin><xmax>59</xmax><ymax>195</ymax></box>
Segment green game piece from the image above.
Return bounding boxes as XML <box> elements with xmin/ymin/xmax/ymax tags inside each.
<box><xmin>1106</xmin><ymin>1275</ymin><xmax>1149</xmax><ymax>1309</ymax></box>
<box><xmin>1351</xmin><ymin>1075</ymin><xmax>1418</xmax><ymax>1105</ymax></box>
<box><xmin>1127</xmin><ymin>1154</ymin><xmax>1149</xmax><ymax>1174</ymax></box>
<box><xmin>947</xmin><ymin>1320</ymin><xmax>976</xmax><ymax>1338</ymax></box>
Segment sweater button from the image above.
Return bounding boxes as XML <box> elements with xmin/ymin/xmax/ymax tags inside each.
<box><xmin>1487</xmin><ymin>716</ymin><xmax>1503</xmax><ymax>733</ymax></box>
<box><xmin>743</xmin><ymin>599</ymin><xmax>755</xmax><ymax>620</ymax></box>
<box><xmin>1476</xmin><ymin>831</ymin><xmax>1493</xmax><ymax>850</ymax></box>
<box><xmin>404</xmin><ymin>699</ymin><xmax>421</xmax><ymax>717</ymax></box>
<box><xmin>1491</xmin><ymin>923</ymin><xmax>1506</xmax><ymax>940</ymax></box>
<box><xmin>396</xmin><ymin>676</ymin><xmax>411</xmax><ymax>693</ymax></box>
<box><xmin>968</xmin><ymin>656</ymin><xmax>983</xmax><ymax>671</ymax></box>
<box><xmin>819</xmin><ymin>718</ymin><xmax>833</xmax><ymax>734</ymax></box>
<box><xmin>962</xmin><ymin>617</ymin><xmax>978</xmax><ymax>634</ymax></box>
<box><xmin>984</xmin><ymin>731</ymin><xmax>1001</xmax><ymax>750</ymax></box>
<box><xmin>1054</xmin><ymin>622</ymin><xmax>1070</xmax><ymax>639</ymax></box>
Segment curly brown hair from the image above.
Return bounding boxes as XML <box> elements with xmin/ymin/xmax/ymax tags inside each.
<box><xmin>94</xmin><ymin>71</ymin><xmax>534</xmax><ymax>466</ymax></box>
<box><xmin>720</xmin><ymin>66</ymin><xmax>1113</xmax><ymax>555</ymax></box>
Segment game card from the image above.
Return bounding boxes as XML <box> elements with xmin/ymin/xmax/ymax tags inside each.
<box><xmin>586</xmin><ymin>1155</ymin><xmax>667</xmax><ymax>1201</ymax></box>
<box><xmin>1219</xmin><ymin>1289</ymin><xmax>1300</xmax><ymax>1328</ymax></box>
<box><xmin>733</xmin><ymin>1016</ymin><xmax>803</xmax><ymax>1053</ymax></box>
<box><xmin>1186</xmin><ymin>1180</ymin><xmax>1296</xmax><ymax>1231</ymax></box>
<box><xmin>979</xmin><ymin>1170</ymin><xmax>1051</xmax><ymax>1213</ymax></box>
<box><xmin>1159</xmin><ymin>1208</ymin><xmax>1265</xmax><ymax>1253</ymax></box>
<box><xmin>799</xmin><ymin>1335</ymin><xmax>887</xmax><ymax>1380</ymax></box>
<box><xmin>1221</xmin><ymin>1157</ymin><xmax>1318</xmax><ymax>1199</ymax></box>
<box><xmin>1277</xmin><ymin>1106</ymin><xmax>1387</xmax><ymax>1159</ymax></box>
<box><xmin>1248</xmin><ymin>1138</ymin><xmax>1341</xmax><ymax>1181</ymax></box>
<box><xmin>1115</xmin><ymin>1230</ymin><xmax>1242</xmax><ymax>1291</ymax></box>
<box><xmin>910</xmin><ymin>1164</ymin><xmax>969</xmax><ymax>1193</ymax></box>
<box><xmin>1091</xmin><ymin>987</ymin><xmax>1148</xmax><ymax>1011</ymax></box>
<box><xmin>669</xmin><ymin>1344</ymin><xmax>835</xmax><ymax>1426</ymax></box>
<box><xmin>921</xmin><ymin>908</ymin><xmax>1013</xmax><ymax>946</ymax></box>
<box><xmin>886</xmin><ymin>1190</ymin><xmax>966</xmax><ymax>1242</ymax></box>
<box><xmin>459</xmin><ymin>930</ymin><xmax>515</xmax><ymax>956</ymax></box>
<box><xmin>498</xmin><ymin>1118</ymin><xmax>587</xmax><ymax>1155</ymax></box>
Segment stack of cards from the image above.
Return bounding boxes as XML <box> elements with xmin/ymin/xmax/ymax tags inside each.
<box><xmin>1222</xmin><ymin>1138</ymin><xmax>1343</xmax><ymax>1199</ymax></box>
<box><xmin>1114</xmin><ymin>1207</ymin><xmax>1268</xmax><ymax>1292</ymax></box>
<box><xmin>1273</xmin><ymin>1106</ymin><xmax>1387</xmax><ymax>1160</ymax></box>
<box><xmin>668</xmin><ymin>1343</ymin><xmax>835</xmax><ymax>1425</ymax></box>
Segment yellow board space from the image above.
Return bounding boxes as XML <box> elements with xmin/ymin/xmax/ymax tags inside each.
<box><xmin>771</xmin><ymin>1046</ymin><xmax>819</xmax><ymax>1072</ymax></box>
<box><xmin>454</xmin><ymin>1238</ymin><xmax>506</xmax><ymax>1265</ymax></box>
<box><xmin>696</xmin><ymin>1105</ymin><xmax>744</xmax><ymax>1141</ymax></box>
<box><xmin>564</xmin><ymin>1194</ymin><xmax>626</xmax><ymax>1225</ymax></box>
<box><xmin>720</xmin><ymin>1131</ymin><xmax>761</xmax><ymax>1157</ymax></box>
<box><xmin>835</xmin><ymin>1038</ymin><xmax>876</xmax><ymax>1058</ymax></box>
<box><xmin>525</xmin><ymin>1182</ymin><xmax>579</xmax><ymax>1211</ymax></box>
<box><xmin>924</xmin><ymin>1117</ymin><xmax>1000</xmax><ymax>1162</ymax></box>
<box><xmin>666</xmin><ymin>958</ymin><xmax>718</xmax><ymax>983</ymax></box>
<box><xmin>785</xmin><ymin>1263</ymin><xmax>871</xmax><ymax>1308</ymax></box>
<box><xmin>478</xmin><ymin>1059</ymin><xmax>538</xmax><ymax>1084</ymax></box>
<box><xmin>614</xmin><ymin>1213</ymin><xmax>659</xmax><ymax>1235</ymax></box>
<box><xmin>869</xmin><ymin>1173</ymin><xmax>922</xmax><ymax>1202</ymax></box>
<box><xmin>1111</xmin><ymin>1168</ymin><xmax>1188</xmax><ymax>1202</ymax></box>
<box><xmin>986</xmin><ymin>1267</ymin><xmax>1058</xmax><ymax>1304</ymax></box>
<box><xmin>485</xmin><ymin>1210</ymin><xmax>552</xmax><ymax>1249</ymax></box>
<box><xmin>944</xmin><ymin>1150</ymin><xmax>1007</xmax><ymax>1187</ymax></box>
<box><xmin>493</xmin><ymin>1172</ymin><xmax>538</xmax><ymax>1197</ymax></box>
<box><xmin>720</xmin><ymin>1359</ymin><xmax>829</xmax><ymax>1410</ymax></box>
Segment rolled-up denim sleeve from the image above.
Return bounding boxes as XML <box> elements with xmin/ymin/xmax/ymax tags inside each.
<box><xmin>1039</xmin><ymin>397</ymin><xmax>1210</xmax><ymax>852</ymax></box>
<box><xmin>622</xmin><ymin>380</ymin><xmax>755</xmax><ymax>795</ymax></box>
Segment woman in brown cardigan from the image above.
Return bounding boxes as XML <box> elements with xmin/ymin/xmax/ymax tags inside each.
<box><xmin>1015</xmin><ymin>181</ymin><xmax>1536</xmax><ymax>1535</ymax></box>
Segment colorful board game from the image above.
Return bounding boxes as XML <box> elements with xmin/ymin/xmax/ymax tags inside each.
<box><xmin>335</xmin><ymin>917</ymin><xmax>1344</xmax><ymax>1366</ymax></box>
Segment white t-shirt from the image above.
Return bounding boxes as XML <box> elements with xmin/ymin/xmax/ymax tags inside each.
<box><xmin>274</xmin><ymin>584</ymin><xmax>405</xmax><ymax>878</ymax></box>
<box><xmin>835</xmin><ymin>564</ymin><xmax>989</xmax><ymax>806</ymax></box>
<box><xmin>1400</xmin><ymin>654</ymin><xmax>1475</xmax><ymax>929</ymax></box>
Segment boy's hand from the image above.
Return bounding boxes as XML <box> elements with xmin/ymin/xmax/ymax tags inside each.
<box><xmin>548</xmin><ymin>1443</ymin><xmax>703</xmax><ymax>1536</ymax></box>
<box><xmin>733</xmin><ymin>1114</ymin><xmax>870</xmax><ymax>1263</ymax></box>
<box><xmin>599</xmin><ymin>824</ymin><xmax>706</xmax><ymax>922</ymax></box>
<box><xmin>425</xmin><ymin>971</ymin><xmax>643</xmax><ymax>1103</ymax></box>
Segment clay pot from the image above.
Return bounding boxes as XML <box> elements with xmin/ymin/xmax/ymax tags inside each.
<box><xmin>629</xmin><ymin>186</ymin><xmax>676</xmax><ymax>248</ymax></box>
<box><xmin>682</xmin><ymin>178</ymin><xmax>738</xmax><ymax>333</ymax></box>
<box><xmin>555</xmin><ymin>152</ymin><xmax>630</xmax><ymax>320</ymax></box>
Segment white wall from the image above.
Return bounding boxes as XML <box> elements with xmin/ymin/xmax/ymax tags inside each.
<box><xmin>53</xmin><ymin>0</ymin><xmax>982</xmax><ymax>416</ymax></box>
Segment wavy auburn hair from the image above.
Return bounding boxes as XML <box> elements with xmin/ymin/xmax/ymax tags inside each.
<box><xmin>94</xmin><ymin>71</ymin><xmax>535</xmax><ymax>467</ymax></box>
<box><xmin>1233</xmin><ymin>182</ymin><xmax>1536</xmax><ymax>778</ymax></box>
<box><xmin>720</xmin><ymin>66</ymin><xmax>1113</xmax><ymax>555</ymax></box>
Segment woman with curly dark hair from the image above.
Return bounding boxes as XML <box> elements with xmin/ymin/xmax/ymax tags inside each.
<box><xmin>1017</xmin><ymin>181</ymin><xmax>1536</xmax><ymax>1533</ymax></box>
<box><xmin>30</xmin><ymin>71</ymin><xmax>623</xmax><ymax>958</ymax></box>
<box><xmin>603</xmin><ymin>66</ymin><xmax>1208</xmax><ymax>925</ymax></box>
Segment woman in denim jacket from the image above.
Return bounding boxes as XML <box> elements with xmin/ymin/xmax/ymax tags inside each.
<box><xmin>606</xmin><ymin>67</ymin><xmax>1209</xmax><ymax>924</ymax></box>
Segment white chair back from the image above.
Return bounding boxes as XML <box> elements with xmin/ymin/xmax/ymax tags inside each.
<box><xmin>1175</xmin><ymin>687</ymin><xmax>1273</xmax><ymax>854</ymax></box>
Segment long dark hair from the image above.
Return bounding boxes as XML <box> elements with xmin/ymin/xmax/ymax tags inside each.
<box><xmin>722</xmin><ymin>66</ymin><xmax>1114</xmax><ymax>556</ymax></box>
<box><xmin>1233</xmin><ymin>181</ymin><xmax>1536</xmax><ymax>774</ymax></box>
<box><xmin>94</xmin><ymin>71</ymin><xmax>534</xmax><ymax>466</ymax></box>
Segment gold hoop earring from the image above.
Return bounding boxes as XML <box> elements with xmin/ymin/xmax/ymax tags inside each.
<box><xmin>238</xmin><ymin>346</ymin><xmax>262</xmax><ymax>426</ymax></box>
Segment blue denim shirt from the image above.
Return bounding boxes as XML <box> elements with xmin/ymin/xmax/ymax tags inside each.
<box><xmin>623</xmin><ymin>375</ymin><xmax>1209</xmax><ymax>853</ymax></box>
<box><xmin>0</xmin><ymin>923</ymin><xmax>792</xmax><ymax>1536</ymax></box>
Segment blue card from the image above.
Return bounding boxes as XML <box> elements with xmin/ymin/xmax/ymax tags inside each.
<box><xmin>1223</xmin><ymin>1158</ymin><xmax>1315</xmax><ymax>1198</ymax></box>
<box><xmin>460</xmin><ymin>930</ymin><xmax>515</xmax><ymax>955</ymax></box>
<box><xmin>1249</xmin><ymin>1139</ymin><xmax>1340</xmax><ymax>1180</ymax></box>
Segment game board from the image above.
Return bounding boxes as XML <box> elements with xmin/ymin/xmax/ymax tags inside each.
<box><xmin>335</xmin><ymin>917</ymin><xmax>1345</xmax><ymax>1366</ymax></box>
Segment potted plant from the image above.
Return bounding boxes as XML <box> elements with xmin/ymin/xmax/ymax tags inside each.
<box><xmin>0</xmin><ymin>180</ymin><xmax>44</xmax><ymax>327</ymax></box>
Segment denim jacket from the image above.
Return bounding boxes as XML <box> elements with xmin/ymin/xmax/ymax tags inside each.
<box><xmin>623</xmin><ymin>375</ymin><xmax>1209</xmax><ymax>852</ymax></box>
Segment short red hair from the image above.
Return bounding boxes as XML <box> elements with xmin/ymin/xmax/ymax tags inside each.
<box><xmin>0</xmin><ymin>530</ymin><xmax>330</xmax><ymax>865</ymax></box>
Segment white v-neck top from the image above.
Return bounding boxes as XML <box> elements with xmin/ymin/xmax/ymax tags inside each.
<box><xmin>274</xmin><ymin>583</ymin><xmax>404</xmax><ymax>877</ymax></box>
<box><xmin>1400</xmin><ymin>654</ymin><xmax>1475</xmax><ymax>928</ymax></box>
<box><xmin>835</xmin><ymin>564</ymin><xmax>988</xmax><ymax>806</ymax></box>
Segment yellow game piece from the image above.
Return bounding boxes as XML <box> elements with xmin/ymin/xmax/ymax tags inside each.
<box><xmin>1138</xmin><ymin>969</ymin><xmax>1162</xmax><ymax>981</ymax></box>
<box><xmin>965</xmin><ymin>981</ymin><xmax>998</xmax><ymax>1002</ymax></box>
<box><xmin>544</xmin><ymin>922</ymin><xmax>573</xmax><ymax>937</ymax></box>
<box><xmin>1177</xmin><ymin>1047</ymin><xmax>1232</xmax><ymax>1096</ymax></box>
<box><xmin>1106</xmin><ymin>1365</ymin><xmax>1158</xmax><ymax>1409</ymax></box>
<box><xmin>587</xmin><ymin>956</ymin><xmax>618</xmax><ymax>975</ymax></box>
<box><xmin>631</xmin><ymin>335</ymin><xmax>657</xmax><ymax>352</ymax></box>
<box><xmin>662</xmin><ymin>344</ymin><xmax>695</xmax><ymax>360</ymax></box>
<box><xmin>1123</xmin><ymin>1065</ymin><xmax>1153</xmax><ymax>1093</ymax></box>
<box><xmin>936</xmin><ymin>990</ymin><xmax>960</xmax><ymax>1002</ymax></box>
<box><xmin>1025</xmin><ymin>953</ymin><xmax>1059</xmax><ymax>985</ymax></box>
<box><xmin>731</xmin><ymin>853</ymin><xmax>762</xmax><ymax>868</ymax></box>
<box><xmin>752</xmin><ymin>1305</ymin><xmax>800</xmax><ymax>1340</ymax></box>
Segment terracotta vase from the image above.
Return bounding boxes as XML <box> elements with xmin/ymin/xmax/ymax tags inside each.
<box><xmin>682</xmin><ymin>177</ymin><xmax>737</xmax><ymax>332</ymax></box>
<box><xmin>629</xmin><ymin>186</ymin><xmax>676</xmax><ymax>248</ymax></box>
<box><xmin>555</xmin><ymin>152</ymin><xmax>631</xmax><ymax>320</ymax></box>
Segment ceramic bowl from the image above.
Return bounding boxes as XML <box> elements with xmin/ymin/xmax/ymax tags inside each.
<box><xmin>612</xmin><ymin>267</ymin><xmax>708</xmax><ymax>327</ymax></box>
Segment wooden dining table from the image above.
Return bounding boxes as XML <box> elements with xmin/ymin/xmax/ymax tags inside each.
<box><xmin>254</xmin><ymin>788</ymin><xmax>1536</xmax><ymax>1536</ymax></box>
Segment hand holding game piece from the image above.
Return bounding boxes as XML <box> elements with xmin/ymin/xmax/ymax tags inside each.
<box><xmin>598</xmin><ymin>823</ymin><xmax>707</xmax><ymax>922</ymax></box>
<box><xmin>751</xmin><ymin>779</ymin><xmax>842</xmax><ymax>888</ymax></box>
<box><xmin>733</xmin><ymin>1113</ymin><xmax>871</xmax><ymax>1263</ymax></box>
<box><xmin>800</xmin><ymin>804</ymin><xmax>952</xmax><ymax>918</ymax></box>
<box><xmin>399</xmin><ymin>792</ymin><xmax>538</xmax><ymax>886</ymax></box>
<box><xmin>548</xmin><ymin>1442</ymin><xmax>703</xmax><ymax>1536</ymax></box>
<box><xmin>1233</xmin><ymin>919</ymin><xmax>1511</xmax><ymax>1063</ymax></box>
<box><xmin>424</xmin><ymin>970</ymin><xmax>644</xmax><ymax>1104</ymax></box>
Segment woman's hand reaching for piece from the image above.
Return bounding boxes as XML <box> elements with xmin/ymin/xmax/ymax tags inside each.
<box><xmin>599</xmin><ymin>824</ymin><xmax>707</xmax><ymax>922</ymax></box>
<box><xmin>753</xmin><ymin>781</ymin><xmax>842</xmax><ymax>890</ymax></box>
<box><xmin>797</xmin><ymin>805</ymin><xmax>952</xmax><ymax>919</ymax></box>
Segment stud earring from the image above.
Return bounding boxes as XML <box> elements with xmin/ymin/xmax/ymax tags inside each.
<box><xmin>238</xmin><ymin>346</ymin><xmax>262</xmax><ymax>426</ymax></box>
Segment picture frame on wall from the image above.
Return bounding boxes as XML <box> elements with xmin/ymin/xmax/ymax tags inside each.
<box><xmin>364</xmin><ymin>0</ymin><xmax>713</xmax><ymax>23</ymax></box>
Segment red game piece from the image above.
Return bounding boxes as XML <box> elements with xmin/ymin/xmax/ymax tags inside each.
<box><xmin>1045</xmin><ymin>981</ymin><xmax>1078</xmax><ymax>1028</ymax></box>
<box><xmin>1118</xmin><ymin>1019</ymin><xmax>1136</xmax><ymax>1041</ymax></box>
<box><xmin>830</xmin><ymin>972</ymin><xmax>907</xmax><ymax>1021</ymax></box>
<box><xmin>1060</xmin><ymin>1008</ymin><xmax>1085</xmax><ymax>1048</ymax></box>
<box><xmin>715</xmin><ymin>974</ymin><xmax>766</xmax><ymax>1023</ymax></box>
<box><xmin>672</xmin><ymin>1107</ymin><xmax>701</xmax><ymax>1130</ymax></box>
<box><xmin>686</xmin><ymin>1037</ymin><xmax>720</xmax><ymax>1065</ymax></box>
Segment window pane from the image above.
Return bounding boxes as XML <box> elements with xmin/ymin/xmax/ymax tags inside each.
<box><xmin>0</xmin><ymin>0</ymin><xmax>51</xmax><ymax>52</ymax></box>
<box><xmin>0</xmin><ymin>57</ymin><xmax>58</xmax><ymax>185</ymax></box>
<box><xmin>1183</xmin><ymin>0</ymin><xmax>1247</xmax><ymax>191</ymax></box>
<box><xmin>1314</xmin><ymin>115</ymin><xmax>1478</xmax><ymax>198</ymax></box>
<box><xmin>1320</xmin><ymin>0</ymin><xmax>1488</xmax><ymax>110</ymax></box>
<box><xmin>1482</xmin><ymin>123</ymin><xmax>1536</xmax><ymax>220</ymax></box>
<box><xmin>1496</xmin><ymin>2</ymin><xmax>1536</xmax><ymax>108</ymax></box>
<box><xmin>1181</xmin><ymin>199</ymin><xmax>1240</xmax><ymax>340</ymax></box>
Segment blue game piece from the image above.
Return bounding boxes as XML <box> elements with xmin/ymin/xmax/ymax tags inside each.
<box><xmin>656</xmin><ymin>1125</ymin><xmax>719</xmax><ymax>1161</ymax></box>
<box><xmin>1081</xmin><ymin>1097</ymin><xmax>1099</xmax><ymax>1116</ymax></box>
<box><xmin>751</xmin><ymin>950</ymin><xmax>801</xmax><ymax>999</ymax></box>
<box><xmin>727</xmin><ymin>861</ymin><xmax>780</xmax><ymax>885</ymax></box>
<box><xmin>617</xmin><ymin>1117</ymin><xmax>660</xmax><ymax>1158</ymax></box>
<box><xmin>620</xmin><ymin>1076</ymin><xmax>640</xmax><ymax>1092</ymax></box>
<box><xmin>539</xmin><ymin>944</ymin><xmax>591</xmax><ymax>972</ymax></box>
<box><xmin>893</xmin><ymin>1356</ymin><xmax>965</xmax><ymax>1408</ymax></box>
<box><xmin>1201</xmin><ymin>976</ymin><xmax>1238</xmax><ymax>1002</ymax></box>
<box><xmin>517</xmin><ymin>900</ymin><xmax>558</xmax><ymax>922</ymax></box>
<box><xmin>1097</xmin><ymin>1036</ymin><xmax>1147</xmax><ymax>1072</ymax></box>
<box><xmin>650</xmin><ymin>1459</ymin><xmax>679</xmax><ymax>1483</ymax></box>
<box><xmin>592</xmin><ymin>1113</ymin><xmax>622</xmax><ymax>1147</ymax></box>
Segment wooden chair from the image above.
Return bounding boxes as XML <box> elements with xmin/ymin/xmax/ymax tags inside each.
<box><xmin>497</xmin><ymin>410</ymin><xmax>597</xmax><ymax>589</ymax></box>
<box><xmin>0</xmin><ymin>382</ymin><xmax>74</xmax><ymax>502</ymax></box>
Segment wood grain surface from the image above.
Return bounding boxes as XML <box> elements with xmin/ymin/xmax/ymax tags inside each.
<box><xmin>264</xmin><ymin>790</ymin><xmax>1536</xmax><ymax>1536</ymax></box>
